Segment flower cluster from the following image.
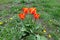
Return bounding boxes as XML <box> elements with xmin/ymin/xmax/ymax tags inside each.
<box><xmin>18</xmin><ymin>7</ymin><xmax>40</xmax><ymax>20</ymax></box>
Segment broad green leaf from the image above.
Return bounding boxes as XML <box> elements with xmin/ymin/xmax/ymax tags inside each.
<box><xmin>36</xmin><ymin>34</ymin><xmax>40</xmax><ymax>40</ymax></box>
<box><xmin>36</xmin><ymin>34</ymin><xmax>47</xmax><ymax>40</ymax></box>
<box><xmin>25</xmin><ymin>35</ymin><xmax>36</xmax><ymax>40</ymax></box>
<box><xmin>40</xmin><ymin>36</ymin><xmax>48</xmax><ymax>40</ymax></box>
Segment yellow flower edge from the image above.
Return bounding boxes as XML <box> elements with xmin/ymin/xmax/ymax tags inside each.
<box><xmin>0</xmin><ymin>22</ymin><xmax>3</xmax><ymax>25</ymax></box>
<box><xmin>43</xmin><ymin>29</ymin><xmax>46</xmax><ymax>33</ymax></box>
<box><xmin>10</xmin><ymin>18</ymin><xmax>13</xmax><ymax>20</ymax></box>
<box><xmin>48</xmin><ymin>34</ymin><xmax>51</xmax><ymax>38</ymax></box>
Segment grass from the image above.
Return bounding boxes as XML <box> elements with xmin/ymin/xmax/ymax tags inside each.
<box><xmin>0</xmin><ymin>0</ymin><xmax>60</xmax><ymax>40</ymax></box>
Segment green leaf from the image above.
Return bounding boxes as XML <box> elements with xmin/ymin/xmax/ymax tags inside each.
<box><xmin>36</xmin><ymin>34</ymin><xmax>48</xmax><ymax>40</ymax></box>
<box><xmin>36</xmin><ymin>34</ymin><xmax>40</xmax><ymax>40</ymax></box>
<box><xmin>40</xmin><ymin>36</ymin><xmax>47</xmax><ymax>40</ymax></box>
<box><xmin>25</xmin><ymin>34</ymin><xmax>36</xmax><ymax>40</ymax></box>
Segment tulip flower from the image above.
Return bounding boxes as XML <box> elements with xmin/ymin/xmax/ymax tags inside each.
<box><xmin>18</xmin><ymin>13</ymin><xmax>25</xmax><ymax>20</ymax></box>
<box><xmin>34</xmin><ymin>13</ymin><xmax>40</xmax><ymax>19</ymax></box>
<box><xmin>29</xmin><ymin>8</ymin><xmax>36</xmax><ymax>14</ymax></box>
<box><xmin>22</xmin><ymin>8</ymin><xmax>28</xmax><ymax>14</ymax></box>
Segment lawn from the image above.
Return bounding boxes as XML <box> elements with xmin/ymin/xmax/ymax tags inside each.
<box><xmin>0</xmin><ymin>0</ymin><xmax>60</xmax><ymax>40</ymax></box>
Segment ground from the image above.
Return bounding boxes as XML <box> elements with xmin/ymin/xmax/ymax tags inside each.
<box><xmin>0</xmin><ymin>0</ymin><xmax>60</xmax><ymax>40</ymax></box>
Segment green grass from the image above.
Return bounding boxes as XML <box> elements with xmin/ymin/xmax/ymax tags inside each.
<box><xmin>0</xmin><ymin>0</ymin><xmax>60</xmax><ymax>40</ymax></box>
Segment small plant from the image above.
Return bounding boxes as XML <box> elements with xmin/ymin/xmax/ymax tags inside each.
<box><xmin>18</xmin><ymin>7</ymin><xmax>47</xmax><ymax>40</ymax></box>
